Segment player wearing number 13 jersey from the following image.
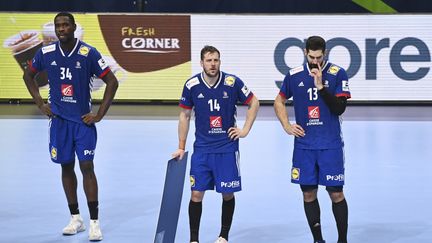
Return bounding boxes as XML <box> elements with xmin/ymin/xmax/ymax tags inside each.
<box><xmin>172</xmin><ymin>45</ymin><xmax>259</xmax><ymax>243</ymax></box>
<box><xmin>274</xmin><ymin>36</ymin><xmax>351</xmax><ymax>243</ymax></box>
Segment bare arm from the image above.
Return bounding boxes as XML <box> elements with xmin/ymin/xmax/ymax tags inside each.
<box><xmin>82</xmin><ymin>71</ymin><xmax>119</xmax><ymax>124</ymax></box>
<box><xmin>228</xmin><ymin>95</ymin><xmax>259</xmax><ymax>140</ymax></box>
<box><xmin>274</xmin><ymin>93</ymin><xmax>305</xmax><ymax>137</ymax></box>
<box><xmin>172</xmin><ymin>108</ymin><xmax>192</xmax><ymax>159</ymax></box>
<box><xmin>22</xmin><ymin>68</ymin><xmax>52</xmax><ymax>116</ymax></box>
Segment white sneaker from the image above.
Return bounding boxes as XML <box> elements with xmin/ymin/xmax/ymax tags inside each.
<box><xmin>62</xmin><ymin>214</ymin><xmax>85</xmax><ymax>235</ymax></box>
<box><xmin>88</xmin><ymin>219</ymin><xmax>103</xmax><ymax>241</ymax></box>
<box><xmin>214</xmin><ymin>237</ymin><xmax>228</xmax><ymax>243</ymax></box>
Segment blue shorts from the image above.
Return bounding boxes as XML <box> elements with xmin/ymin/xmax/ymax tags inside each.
<box><xmin>190</xmin><ymin>152</ymin><xmax>241</xmax><ymax>193</ymax></box>
<box><xmin>291</xmin><ymin>147</ymin><xmax>345</xmax><ymax>186</ymax></box>
<box><xmin>49</xmin><ymin>116</ymin><xmax>97</xmax><ymax>164</ymax></box>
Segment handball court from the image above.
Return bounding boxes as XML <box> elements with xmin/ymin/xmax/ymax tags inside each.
<box><xmin>0</xmin><ymin>104</ymin><xmax>431</xmax><ymax>243</ymax></box>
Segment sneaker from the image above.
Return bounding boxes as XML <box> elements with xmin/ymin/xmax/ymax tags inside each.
<box><xmin>88</xmin><ymin>219</ymin><xmax>103</xmax><ymax>241</ymax></box>
<box><xmin>63</xmin><ymin>214</ymin><xmax>85</xmax><ymax>235</ymax></box>
<box><xmin>215</xmin><ymin>237</ymin><xmax>228</xmax><ymax>243</ymax></box>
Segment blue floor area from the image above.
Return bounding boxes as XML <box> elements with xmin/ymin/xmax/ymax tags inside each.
<box><xmin>1</xmin><ymin>116</ymin><xmax>432</xmax><ymax>243</ymax></box>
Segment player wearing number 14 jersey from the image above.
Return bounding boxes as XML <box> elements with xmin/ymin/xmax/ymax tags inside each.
<box><xmin>172</xmin><ymin>45</ymin><xmax>259</xmax><ymax>243</ymax></box>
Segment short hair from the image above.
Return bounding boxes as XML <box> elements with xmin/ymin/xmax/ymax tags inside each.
<box><xmin>200</xmin><ymin>45</ymin><xmax>220</xmax><ymax>60</ymax></box>
<box><xmin>305</xmin><ymin>36</ymin><xmax>326</xmax><ymax>52</ymax></box>
<box><xmin>54</xmin><ymin>12</ymin><xmax>75</xmax><ymax>25</ymax></box>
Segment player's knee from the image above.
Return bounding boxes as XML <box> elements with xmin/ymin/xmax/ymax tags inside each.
<box><xmin>191</xmin><ymin>191</ymin><xmax>204</xmax><ymax>202</ymax></box>
<box><xmin>327</xmin><ymin>187</ymin><xmax>345</xmax><ymax>202</ymax></box>
<box><xmin>222</xmin><ymin>193</ymin><xmax>234</xmax><ymax>201</ymax></box>
<box><xmin>79</xmin><ymin>161</ymin><xmax>95</xmax><ymax>175</ymax></box>
<box><xmin>301</xmin><ymin>185</ymin><xmax>318</xmax><ymax>202</ymax></box>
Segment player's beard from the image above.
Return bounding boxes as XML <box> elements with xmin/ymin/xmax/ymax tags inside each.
<box><xmin>308</xmin><ymin>60</ymin><xmax>325</xmax><ymax>69</ymax></box>
<box><xmin>204</xmin><ymin>68</ymin><xmax>219</xmax><ymax>78</ymax></box>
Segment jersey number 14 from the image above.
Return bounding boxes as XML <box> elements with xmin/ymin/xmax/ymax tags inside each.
<box><xmin>208</xmin><ymin>99</ymin><xmax>220</xmax><ymax>111</ymax></box>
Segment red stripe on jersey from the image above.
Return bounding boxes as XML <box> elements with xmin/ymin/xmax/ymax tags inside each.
<box><xmin>99</xmin><ymin>68</ymin><xmax>111</xmax><ymax>78</ymax></box>
<box><xmin>28</xmin><ymin>60</ymin><xmax>38</xmax><ymax>73</ymax></box>
<box><xmin>179</xmin><ymin>103</ymin><xmax>192</xmax><ymax>110</ymax></box>
<box><xmin>244</xmin><ymin>93</ymin><xmax>254</xmax><ymax>105</ymax></box>
<box><xmin>279</xmin><ymin>91</ymin><xmax>287</xmax><ymax>99</ymax></box>
<box><xmin>336</xmin><ymin>93</ymin><xmax>351</xmax><ymax>99</ymax></box>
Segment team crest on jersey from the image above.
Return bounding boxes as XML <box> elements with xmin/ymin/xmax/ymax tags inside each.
<box><xmin>42</xmin><ymin>44</ymin><xmax>56</xmax><ymax>54</ymax></box>
<box><xmin>190</xmin><ymin>175</ymin><xmax>196</xmax><ymax>187</ymax></box>
<box><xmin>223</xmin><ymin>91</ymin><xmax>229</xmax><ymax>99</ymax></box>
<box><xmin>78</xmin><ymin>45</ymin><xmax>90</xmax><ymax>57</ymax></box>
<box><xmin>75</xmin><ymin>61</ymin><xmax>81</xmax><ymax>69</ymax></box>
<box><xmin>224</xmin><ymin>75</ymin><xmax>236</xmax><ymax>87</ymax></box>
<box><xmin>327</xmin><ymin>65</ymin><xmax>340</xmax><ymax>75</ymax></box>
<box><xmin>51</xmin><ymin>146</ymin><xmax>57</xmax><ymax>160</ymax></box>
<box><xmin>289</xmin><ymin>66</ymin><xmax>304</xmax><ymax>75</ymax></box>
<box><xmin>186</xmin><ymin>77</ymin><xmax>200</xmax><ymax>90</ymax></box>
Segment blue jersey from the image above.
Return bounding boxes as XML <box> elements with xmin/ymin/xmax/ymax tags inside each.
<box><xmin>180</xmin><ymin>71</ymin><xmax>254</xmax><ymax>153</ymax></box>
<box><xmin>279</xmin><ymin>62</ymin><xmax>351</xmax><ymax>149</ymax></box>
<box><xmin>30</xmin><ymin>39</ymin><xmax>110</xmax><ymax>123</ymax></box>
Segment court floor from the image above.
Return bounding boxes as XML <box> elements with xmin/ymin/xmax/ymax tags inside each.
<box><xmin>0</xmin><ymin>105</ymin><xmax>431</xmax><ymax>243</ymax></box>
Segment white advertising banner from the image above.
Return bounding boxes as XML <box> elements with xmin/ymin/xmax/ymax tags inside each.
<box><xmin>191</xmin><ymin>15</ymin><xmax>432</xmax><ymax>101</ymax></box>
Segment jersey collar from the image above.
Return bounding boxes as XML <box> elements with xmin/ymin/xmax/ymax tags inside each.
<box><xmin>200</xmin><ymin>71</ymin><xmax>222</xmax><ymax>89</ymax></box>
<box><xmin>58</xmin><ymin>38</ymin><xmax>80</xmax><ymax>58</ymax></box>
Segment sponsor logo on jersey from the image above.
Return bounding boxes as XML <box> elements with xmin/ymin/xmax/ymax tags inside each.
<box><xmin>327</xmin><ymin>65</ymin><xmax>340</xmax><ymax>75</ymax></box>
<box><xmin>50</xmin><ymin>61</ymin><xmax>57</xmax><ymax>66</ymax></box>
<box><xmin>326</xmin><ymin>174</ymin><xmax>344</xmax><ymax>182</ymax></box>
<box><xmin>98</xmin><ymin>58</ymin><xmax>108</xmax><ymax>70</ymax></box>
<box><xmin>221</xmin><ymin>180</ymin><xmax>240</xmax><ymax>188</ymax></box>
<box><xmin>224</xmin><ymin>75</ymin><xmax>236</xmax><ymax>87</ymax></box>
<box><xmin>61</xmin><ymin>84</ymin><xmax>74</xmax><ymax>96</ymax></box>
<box><xmin>197</xmin><ymin>93</ymin><xmax>204</xmax><ymax>98</ymax></box>
<box><xmin>84</xmin><ymin>150</ymin><xmax>95</xmax><ymax>156</ymax></box>
<box><xmin>78</xmin><ymin>45</ymin><xmax>90</xmax><ymax>57</ymax></box>
<box><xmin>241</xmin><ymin>85</ymin><xmax>251</xmax><ymax>96</ymax></box>
<box><xmin>50</xmin><ymin>146</ymin><xmax>57</xmax><ymax>160</ymax></box>
<box><xmin>42</xmin><ymin>44</ymin><xmax>56</xmax><ymax>54</ymax></box>
<box><xmin>190</xmin><ymin>175</ymin><xmax>195</xmax><ymax>187</ymax></box>
<box><xmin>298</xmin><ymin>81</ymin><xmax>304</xmax><ymax>87</ymax></box>
<box><xmin>291</xmin><ymin>167</ymin><xmax>300</xmax><ymax>180</ymax></box>
<box><xmin>342</xmin><ymin>80</ymin><xmax>350</xmax><ymax>92</ymax></box>
<box><xmin>307</xmin><ymin>106</ymin><xmax>323</xmax><ymax>126</ymax></box>
<box><xmin>308</xmin><ymin>106</ymin><xmax>320</xmax><ymax>119</ymax></box>
<box><xmin>61</xmin><ymin>84</ymin><xmax>77</xmax><ymax>103</ymax></box>
<box><xmin>210</xmin><ymin>116</ymin><xmax>222</xmax><ymax>128</ymax></box>
<box><xmin>186</xmin><ymin>77</ymin><xmax>200</xmax><ymax>90</ymax></box>
<box><xmin>289</xmin><ymin>65</ymin><xmax>304</xmax><ymax>75</ymax></box>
